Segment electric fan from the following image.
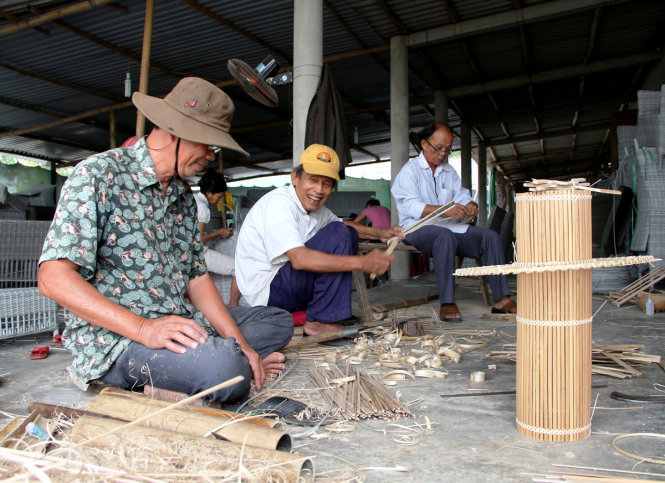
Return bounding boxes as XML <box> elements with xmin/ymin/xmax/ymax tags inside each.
<box><xmin>227</xmin><ymin>56</ymin><xmax>281</xmax><ymax>108</ymax></box>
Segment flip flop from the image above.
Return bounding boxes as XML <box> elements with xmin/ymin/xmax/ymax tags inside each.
<box><xmin>440</xmin><ymin>303</ymin><xmax>463</xmax><ymax>322</ymax></box>
<box><xmin>30</xmin><ymin>346</ymin><xmax>49</xmax><ymax>360</ymax></box>
<box><xmin>253</xmin><ymin>396</ymin><xmax>307</xmax><ymax>418</ymax></box>
<box><xmin>492</xmin><ymin>299</ymin><xmax>517</xmax><ymax>314</ymax></box>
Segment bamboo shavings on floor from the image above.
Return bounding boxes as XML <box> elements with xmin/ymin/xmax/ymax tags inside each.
<box><xmin>489</xmin><ymin>343</ymin><xmax>661</xmax><ymax>379</ymax></box>
<box><xmin>308</xmin><ymin>363</ymin><xmax>413</xmax><ymax>421</ymax></box>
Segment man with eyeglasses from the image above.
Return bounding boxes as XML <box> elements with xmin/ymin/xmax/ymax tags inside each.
<box><xmin>38</xmin><ymin>77</ymin><xmax>293</xmax><ymax>404</ymax></box>
<box><xmin>392</xmin><ymin>122</ymin><xmax>516</xmax><ymax>322</ymax></box>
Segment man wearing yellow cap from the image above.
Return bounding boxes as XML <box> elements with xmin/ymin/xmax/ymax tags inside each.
<box><xmin>236</xmin><ymin>144</ymin><xmax>404</xmax><ymax>335</ymax></box>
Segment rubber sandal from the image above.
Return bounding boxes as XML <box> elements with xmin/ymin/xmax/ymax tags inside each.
<box><xmin>30</xmin><ymin>346</ymin><xmax>49</xmax><ymax>360</ymax></box>
<box><xmin>492</xmin><ymin>299</ymin><xmax>517</xmax><ymax>314</ymax></box>
<box><xmin>440</xmin><ymin>303</ymin><xmax>463</xmax><ymax>323</ymax></box>
<box><xmin>253</xmin><ymin>396</ymin><xmax>307</xmax><ymax>418</ymax></box>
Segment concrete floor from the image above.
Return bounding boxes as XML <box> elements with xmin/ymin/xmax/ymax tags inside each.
<box><xmin>1</xmin><ymin>275</ymin><xmax>664</xmax><ymax>482</ymax></box>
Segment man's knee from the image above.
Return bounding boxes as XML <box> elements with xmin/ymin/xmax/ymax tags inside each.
<box><xmin>308</xmin><ymin>221</ymin><xmax>358</xmax><ymax>255</ymax></box>
<box><xmin>483</xmin><ymin>228</ymin><xmax>502</xmax><ymax>247</ymax></box>
<box><xmin>194</xmin><ymin>337</ymin><xmax>251</xmax><ymax>402</ymax></box>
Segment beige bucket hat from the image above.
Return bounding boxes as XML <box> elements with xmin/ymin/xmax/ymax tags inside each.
<box><xmin>132</xmin><ymin>77</ymin><xmax>249</xmax><ymax>157</ymax></box>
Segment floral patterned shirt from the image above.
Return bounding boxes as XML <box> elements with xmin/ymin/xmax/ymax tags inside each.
<box><xmin>39</xmin><ymin>137</ymin><xmax>207</xmax><ymax>383</ymax></box>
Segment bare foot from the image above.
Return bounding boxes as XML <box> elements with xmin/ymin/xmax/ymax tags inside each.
<box><xmin>303</xmin><ymin>320</ymin><xmax>345</xmax><ymax>336</ymax></box>
<box><xmin>493</xmin><ymin>296</ymin><xmax>517</xmax><ymax>313</ymax></box>
<box><xmin>263</xmin><ymin>352</ymin><xmax>286</xmax><ymax>378</ymax></box>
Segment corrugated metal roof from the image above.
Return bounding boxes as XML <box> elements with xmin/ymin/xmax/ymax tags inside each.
<box><xmin>1</xmin><ymin>0</ymin><xmax>664</xmax><ymax>185</ymax></box>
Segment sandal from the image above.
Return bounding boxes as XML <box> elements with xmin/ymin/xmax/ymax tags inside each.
<box><xmin>492</xmin><ymin>299</ymin><xmax>517</xmax><ymax>314</ymax></box>
<box><xmin>440</xmin><ymin>303</ymin><xmax>463</xmax><ymax>323</ymax></box>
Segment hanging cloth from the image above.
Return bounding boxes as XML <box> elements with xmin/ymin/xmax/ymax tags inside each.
<box><xmin>305</xmin><ymin>63</ymin><xmax>351</xmax><ymax>179</ymax></box>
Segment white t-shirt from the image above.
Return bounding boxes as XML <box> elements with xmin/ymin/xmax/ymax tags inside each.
<box><xmin>235</xmin><ymin>185</ymin><xmax>340</xmax><ymax>306</ymax></box>
<box><xmin>193</xmin><ymin>191</ymin><xmax>210</xmax><ymax>224</ymax></box>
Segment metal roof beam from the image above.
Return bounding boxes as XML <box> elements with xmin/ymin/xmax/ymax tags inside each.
<box><xmin>182</xmin><ymin>0</ymin><xmax>292</xmax><ymax>64</ymax></box>
<box><xmin>408</xmin><ymin>0</ymin><xmax>630</xmax><ymax>47</ymax></box>
<box><xmin>492</xmin><ymin>145</ymin><xmax>603</xmax><ymax>165</ymax></box>
<box><xmin>484</xmin><ymin>122</ymin><xmax>608</xmax><ymax>147</ymax></box>
<box><xmin>446</xmin><ymin>52</ymin><xmax>662</xmax><ymax>98</ymax></box>
<box><xmin>0</xmin><ymin>0</ymin><xmax>116</xmax><ymax>37</ymax></box>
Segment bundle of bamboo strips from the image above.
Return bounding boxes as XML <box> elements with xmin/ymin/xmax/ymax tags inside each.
<box><xmin>308</xmin><ymin>363</ymin><xmax>413</xmax><ymax>421</ymax></box>
<box><xmin>608</xmin><ymin>266</ymin><xmax>665</xmax><ymax>306</ymax></box>
<box><xmin>489</xmin><ymin>343</ymin><xmax>661</xmax><ymax>379</ymax></box>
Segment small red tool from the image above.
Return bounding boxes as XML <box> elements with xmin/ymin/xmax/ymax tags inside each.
<box><xmin>30</xmin><ymin>346</ymin><xmax>49</xmax><ymax>360</ymax></box>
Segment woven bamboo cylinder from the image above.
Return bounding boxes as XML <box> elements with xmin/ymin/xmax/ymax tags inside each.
<box><xmin>515</xmin><ymin>189</ymin><xmax>592</xmax><ymax>442</ymax></box>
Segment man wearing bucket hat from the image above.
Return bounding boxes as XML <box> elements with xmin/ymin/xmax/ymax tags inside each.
<box><xmin>38</xmin><ymin>77</ymin><xmax>292</xmax><ymax>403</ymax></box>
<box><xmin>235</xmin><ymin>144</ymin><xmax>404</xmax><ymax>336</ymax></box>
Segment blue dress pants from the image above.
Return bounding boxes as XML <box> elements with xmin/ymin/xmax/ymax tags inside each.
<box><xmin>405</xmin><ymin>225</ymin><xmax>510</xmax><ymax>305</ymax></box>
<box><xmin>268</xmin><ymin>221</ymin><xmax>358</xmax><ymax>323</ymax></box>
<box><xmin>98</xmin><ymin>305</ymin><xmax>293</xmax><ymax>403</ymax></box>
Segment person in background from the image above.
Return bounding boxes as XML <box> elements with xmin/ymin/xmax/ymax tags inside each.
<box><xmin>353</xmin><ymin>198</ymin><xmax>391</xmax><ymax>229</ymax></box>
<box><xmin>194</xmin><ymin>170</ymin><xmax>235</xmax><ymax>276</ymax></box>
<box><xmin>38</xmin><ymin>77</ymin><xmax>292</xmax><ymax>404</ymax></box>
<box><xmin>391</xmin><ymin>122</ymin><xmax>516</xmax><ymax>322</ymax></box>
<box><xmin>235</xmin><ymin>144</ymin><xmax>404</xmax><ymax>335</ymax></box>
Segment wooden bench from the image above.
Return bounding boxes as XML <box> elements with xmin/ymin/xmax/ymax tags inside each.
<box><xmin>354</xmin><ymin>241</ymin><xmax>491</xmax><ymax>322</ymax></box>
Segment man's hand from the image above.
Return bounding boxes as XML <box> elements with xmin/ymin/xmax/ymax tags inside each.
<box><xmin>242</xmin><ymin>346</ymin><xmax>266</xmax><ymax>390</ymax></box>
<box><xmin>464</xmin><ymin>201</ymin><xmax>478</xmax><ymax>221</ymax></box>
<box><xmin>360</xmin><ymin>249</ymin><xmax>394</xmax><ymax>275</ymax></box>
<box><xmin>217</xmin><ymin>228</ymin><xmax>233</xmax><ymax>239</ymax></box>
<box><xmin>135</xmin><ymin>316</ymin><xmax>208</xmax><ymax>354</ymax></box>
<box><xmin>378</xmin><ymin>225</ymin><xmax>405</xmax><ymax>243</ymax></box>
<box><xmin>446</xmin><ymin>203</ymin><xmax>469</xmax><ymax>221</ymax></box>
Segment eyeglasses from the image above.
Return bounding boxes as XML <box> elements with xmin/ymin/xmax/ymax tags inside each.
<box><xmin>424</xmin><ymin>138</ymin><xmax>452</xmax><ymax>155</ymax></box>
<box><xmin>208</xmin><ymin>146</ymin><xmax>221</xmax><ymax>154</ymax></box>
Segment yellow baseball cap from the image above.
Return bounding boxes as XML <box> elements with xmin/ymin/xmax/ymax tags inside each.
<box><xmin>299</xmin><ymin>144</ymin><xmax>341</xmax><ymax>181</ymax></box>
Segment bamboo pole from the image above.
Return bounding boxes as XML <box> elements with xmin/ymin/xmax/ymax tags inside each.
<box><xmin>72</xmin><ymin>416</ymin><xmax>314</xmax><ymax>482</ymax></box>
<box><xmin>100</xmin><ymin>386</ymin><xmax>279</xmax><ymax>427</ymax></box>
<box><xmin>86</xmin><ymin>394</ymin><xmax>291</xmax><ymax>451</ymax></box>
<box><xmin>135</xmin><ymin>0</ymin><xmax>154</xmax><ymax>138</ymax></box>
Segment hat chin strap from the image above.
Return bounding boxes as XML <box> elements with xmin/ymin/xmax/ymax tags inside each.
<box><xmin>173</xmin><ymin>138</ymin><xmax>181</xmax><ymax>182</ymax></box>
<box><xmin>172</xmin><ymin>138</ymin><xmax>183</xmax><ymax>205</ymax></box>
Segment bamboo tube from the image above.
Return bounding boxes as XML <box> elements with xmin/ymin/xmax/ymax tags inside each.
<box><xmin>99</xmin><ymin>387</ymin><xmax>279</xmax><ymax>428</ymax></box>
<box><xmin>72</xmin><ymin>416</ymin><xmax>314</xmax><ymax>482</ymax></box>
<box><xmin>87</xmin><ymin>394</ymin><xmax>291</xmax><ymax>451</ymax></box>
<box><xmin>515</xmin><ymin>189</ymin><xmax>592</xmax><ymax>442</ymax></box>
